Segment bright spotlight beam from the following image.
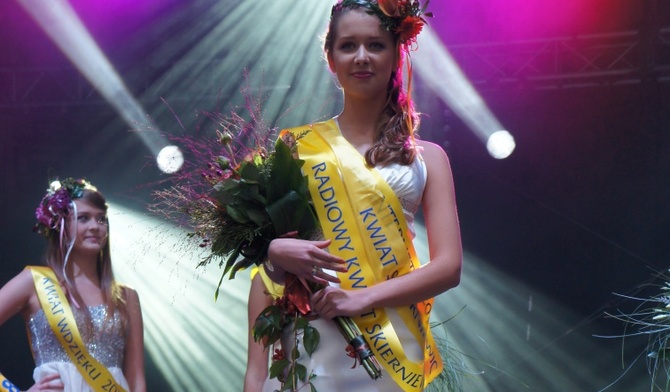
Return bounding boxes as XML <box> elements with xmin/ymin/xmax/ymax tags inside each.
<box><xmin>16</xmin><ymin>0</ymin><xmax>183</xmax><ymax>172</ymax></box>
<box><xmin>413</xmin><ymin>26</ymin><xmax>516</xmax><ymax>159</ymax></box>
<box><xmin>107</xmin><ymin>202</ymin><xmax>251</xmax><ymax>391</ymax></box>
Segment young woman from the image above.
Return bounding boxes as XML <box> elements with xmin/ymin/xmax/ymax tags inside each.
<box><xmin>247</xmin><ymin>1</ymin><xmax>463</xmax><ymax>391</ymax></box>
<box><xmin>0</xmin><ymin>178</ymin><xmax>145</xmax><ymax>392</ymax></box>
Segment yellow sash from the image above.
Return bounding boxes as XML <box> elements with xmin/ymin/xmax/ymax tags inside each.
<box><xmin>251</xmin><ymin>266</ymin><xmax>284</xmax><ymax>299</ymax></box>
<box><xmin>28</xmin><ymin>266</ymin><xmax>128</xmax><ymax>392</ymax></box>
<box><xmin>281</xmin><ymin>119</ymin><xmax>442</xmax><ymax>391</ymax></box>
<box><xmin>0</xmin><ymin>373</ymin><xmax>20</xmax><ymax>392</ymax></box>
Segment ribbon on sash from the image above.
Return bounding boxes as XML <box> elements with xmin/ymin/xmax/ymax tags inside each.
<box><xmin>0</xmin><ymin>373</ymin><xmax>20</xmax><ymax>392</ymax></box>
<box><xmin>28</xmin><ymin>266</ymin><xmax>128</xmax><ymax>392</ymax></box>
<box><xmin>281</xmin><ymin>119</ymin><xmax>443</xmax><ymax>391</ymax></box>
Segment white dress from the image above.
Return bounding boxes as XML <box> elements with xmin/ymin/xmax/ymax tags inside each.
<box><xmin>29</xmin><ymin>304</ymin><xmax>130</xmax><ymax>392</ymax></box>
<box><xmin>262</xmin><ymin>155</ymin><xmax>428</xmax><ymax>392</ymax></box>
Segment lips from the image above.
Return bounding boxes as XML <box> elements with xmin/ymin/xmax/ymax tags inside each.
<box><xmin>351</xmin><ymin>72</ymin><xmax>373</xmax><ymax>79</ymax></box>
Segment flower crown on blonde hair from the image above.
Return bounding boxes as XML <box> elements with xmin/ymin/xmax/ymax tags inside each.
<box><xmin>333</xmin><ymin>0</ymin><xmax>432</xmax><ymax>47</ymax></box>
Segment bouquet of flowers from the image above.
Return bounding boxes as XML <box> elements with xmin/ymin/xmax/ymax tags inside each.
<box><xmin>151</xmin><ymin>82</ymin><xmax>382</xmax><ymax>390</ymax></box>
<box><xmin>151</xmin><ymin>90</ymin><xmax>317</xmax><ymax>293</ymax></box>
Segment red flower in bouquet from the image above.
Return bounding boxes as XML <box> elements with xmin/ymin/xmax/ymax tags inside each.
<box><xmin>284</xmin><ymin>274</ymin><xmax>313</xmax><ymax>316</ymax></box>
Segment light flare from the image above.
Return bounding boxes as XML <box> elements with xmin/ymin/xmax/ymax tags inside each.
<box><xmin>16</xmin><ymin>0</ymin><xmax>181</xmax><ymax>173</ymax></box>
<box><xmin>413</xmin><ymin>26</ymin><xmax>515</xmax><ymax>159</ymax></box>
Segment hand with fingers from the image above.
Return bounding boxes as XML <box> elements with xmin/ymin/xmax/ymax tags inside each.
<box><xmin>267</xmin><ymin>237</ymin><xmax>348</xmax><ymax>286</ymax></box>
<box><xmin>311</xmin><ymin>285</ymin><xmax>370</xmax><ymax>319</ymax></box>
<box><xmin>26</xmin><ymin>374</ymin><xmax>64</xmax><ymax>392</ymax></box>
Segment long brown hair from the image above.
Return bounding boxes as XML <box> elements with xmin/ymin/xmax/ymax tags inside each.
<box><xmin>324</xmin><ymin>2</ymin><xmax>420</xmax><ymax>166</ymax></box>
<box><xmin>43</xmin><ymin>187</ymin><xmax>128</xmax><ymax>331</ymax></box>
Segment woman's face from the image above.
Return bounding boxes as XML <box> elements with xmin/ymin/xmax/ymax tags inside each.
<box><xmin>68</xmin><ymin>199</ymin><xmax>108</xmax><ymax>254</ymax></box>
<box><xmin>328</xmin><ymin>8</ymin><xmax>396</xmax><ymax>101</ymax></box>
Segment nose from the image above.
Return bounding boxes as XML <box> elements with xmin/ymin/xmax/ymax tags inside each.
<box><xmin>354</xmin><ymin>45</ymin><xmax>369</xmax><ymax>65</ymax></box>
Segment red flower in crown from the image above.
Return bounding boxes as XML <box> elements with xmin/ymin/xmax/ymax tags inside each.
<box><xmin>396</xmin><ymin>15</ymin><xmax>424</xmax><ymax>44</ymax></box>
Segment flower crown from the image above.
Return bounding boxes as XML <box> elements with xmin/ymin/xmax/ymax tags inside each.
<box><xmin>334</xmin><ymin>0</ymin><xmax>432</xmax><ymax>46</ymax></box>
<box><xmin>34</xmin><ymin>178</ymin><xmax>95</xmax><ymax>236</ymax></box>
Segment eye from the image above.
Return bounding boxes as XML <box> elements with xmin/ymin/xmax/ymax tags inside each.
<box><xmin>76</xmin><ymin>214</ymin><xmax>108</xmax><ymax>226</ymax></box>
<box><xmin>369</xmin><ymin>41</ymin><xmax>386</xmax><ymax>50</ymax></box>
<box><xmin>338</xmin><ymin>41</ymin><xmax>355</xmax><ymax>51</ymax></box>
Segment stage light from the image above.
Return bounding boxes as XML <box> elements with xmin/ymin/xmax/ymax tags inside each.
<box><xmin>486</xmin><ymin>130</ymin><xmax>516</xmax><ymax>159</ymax></box>
<box><xmin>16</xmin><ymin>0</ymin><xmax>173</xmax><ymax>166</ymax></box>
<box><xmin>413</xmin><ymin>26</ymin><xmax>515</xmax><ymax>159</ymax></box>
<box><xmin>156</xmin><ymin>145</ymin><xmax>184</xmax><ymax>174</ymax></box>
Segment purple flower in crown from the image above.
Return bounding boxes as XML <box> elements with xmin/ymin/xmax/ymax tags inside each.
<box><xmin>35</xmin><ymin>187</ymin><xmax>72</xmax><ymax>229</ymax></box>
<box><xmin>51</xmin><ymin>188</ymin><xmax>72</xmax><ymax>210</ymax></box>
<box><xmin>33</xmin><ymin>178</ymin><xmax>91</xmax><ymax>236</ymax></box>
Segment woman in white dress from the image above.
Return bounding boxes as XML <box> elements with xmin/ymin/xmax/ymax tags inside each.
<box><xmin>0</xmin><ymin>178</ymin><xmax>145</xmax><ymax>392</ymax></box>
<box><xmin>246</xmin><ymin>1</ymin><xmax>462</xmax><ymax>391</ymax></box>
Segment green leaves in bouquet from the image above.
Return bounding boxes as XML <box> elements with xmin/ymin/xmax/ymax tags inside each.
<box><xmin>253</xmin><ymin>304</ymin><xmax>285</xmax><ymax>350</ymax></box>
<box><xmin>266</xmin><ymin>138</ymin><xmax>308</xmax><ymax>202</ymax></box>
<box><xmin>269</xmin><ymin>358</ymin><xmax>290</xmax><ymax>380</ymax></box>
<box><xmin>253</xmin><ymin>306</ymin><xmax>321</xmax><ymax>356</ymax></box>
<box><xmin>209</xmin><ymin>158</ymin><xmax>273</xmax><ymax>300</ymax></box>
<box><xmin>210</xmin><ymin>135</ymin><xmax>318</xmax><ymax>299</ymax></box>
<box><xmin>295</xmin><ymin>317</ymin><xmax>320</xmax><ymax>356</ymax></box>
<box><xmin>265</xmin><ymin>138</ymin><xmax>318</xmax><ymax>239</ymax></box>
<box><xmin>253</xmin><ymin>303</ymin><xmax>320</xmax><ymax>390</ymax></box>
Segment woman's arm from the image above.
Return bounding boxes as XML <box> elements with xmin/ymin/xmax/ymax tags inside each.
<box><xmin>0</xmin><ymin>269</ymin><xmax>37</xmax><ymax>326</ymax></box>
<box><xmin>0</xmin><ymin>269</ymin><xmax>57</xmax><ymax>391</ymax></box>
<box><xmin>244</xmin><ymin>273</ymin><xmax>274</xmax><ymax>392</ymax></box>
<box><xmin>122</xmin><ymin>287</ymin><xmax>146</xmax><ymax>392</ymax></box>
<box><xmin>311</xmin><ymin>141</ymin><xmax>463</xmax><ymax>318</ymax></box>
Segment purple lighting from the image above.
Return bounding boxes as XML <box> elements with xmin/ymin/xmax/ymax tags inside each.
<box><xmin>431</xmin><ymin>0</ymin><xmax>641</xmax><ymax>44</ymax></box>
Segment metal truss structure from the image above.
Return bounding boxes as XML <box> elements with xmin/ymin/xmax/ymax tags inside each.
<box><xmin>448</xmin><ymin>27</ymin><xmax>670</xmax><ymax>91</ymax></box>
<box><xmin>1</xmin><ymin>28</ymin><xmax>669</xmax><ymax>109</ymax></box>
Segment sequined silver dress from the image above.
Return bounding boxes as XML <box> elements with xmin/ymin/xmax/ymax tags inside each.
<box><xmin>28</xmin><ymin>304</ymin><xmax>129</xmax><ymax>391</ymax></box>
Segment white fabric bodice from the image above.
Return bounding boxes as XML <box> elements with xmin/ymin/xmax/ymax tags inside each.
<box><xmin>376</xmin><ymin>156</ymin><xmax>427</xmax><ymax>238</ymax></box>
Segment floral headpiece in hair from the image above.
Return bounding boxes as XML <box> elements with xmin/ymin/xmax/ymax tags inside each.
<box><xmin>335</xmin><ymin>0</ymin><xmax>432</xmax><ymax>47</ymax></box>
<box><xmin>34</xmin><ymin>178</ymin><xmax>93</xmax><ymax>236</ymax></box>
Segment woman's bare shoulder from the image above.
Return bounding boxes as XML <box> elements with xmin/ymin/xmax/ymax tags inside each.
<box><xmin>417</xmin><ymin>139</ymin><xmax>450</xmax><ymax>165</ymax></box>
<box><xmin>0</xmin><ymin>268</ymin><xmax>40</xmax><ymax>322</ymax></box>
